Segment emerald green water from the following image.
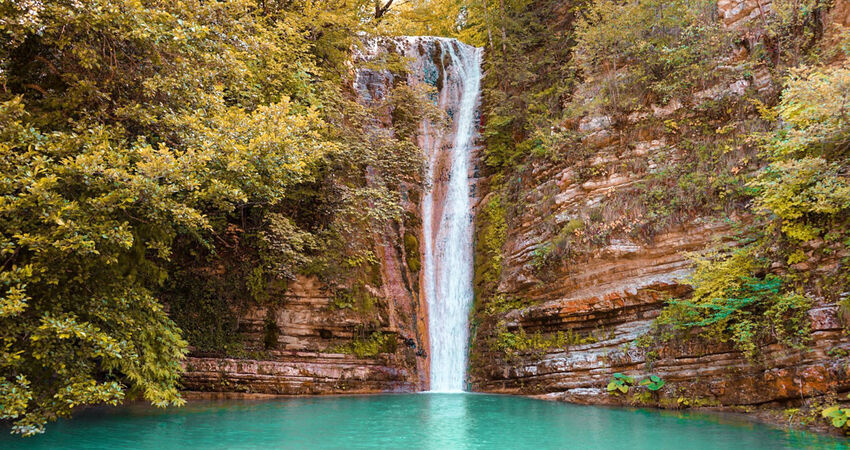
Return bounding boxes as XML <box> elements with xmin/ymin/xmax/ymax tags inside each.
<box><xmin>2</xmin><ymin>394</ymin><xmax>847</xmax><ymax>449</ymax></box>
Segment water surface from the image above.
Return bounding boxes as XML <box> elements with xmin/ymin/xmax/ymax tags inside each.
<box><xmin>2</xmin><ymin>394</ymin><xmax>846</xmax><ymax>449</ymax></box>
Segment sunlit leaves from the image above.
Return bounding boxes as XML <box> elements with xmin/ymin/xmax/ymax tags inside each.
<box><xmin>0</xmin><ymin>0</ymin><xmax>334</xmax><ymax>435</ymax></box>
<box><xmin>1</xmin><ymin>0</ymin><xmax>438</xmax><ymax>435</ymax></box>
<box><xmin>575</xmin><ymin>0</ymin><xmax>731</xmax><ymax>111</ymax></box>
<box><xmin>658</xmin><ymin>60</ymin><xmax>850</xmax><ymax>360</ymax></box>
<box><xmin>751</xmin><ymin>157</ymin><xmax>850</xmax><ymax>241</ymax></box>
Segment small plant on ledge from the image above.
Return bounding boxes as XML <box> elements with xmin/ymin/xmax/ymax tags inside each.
<box><xmin>639</xmin><ymin>375</ymin><xmax>666</xmax><ymax>391</ymax></box>
<box><xmin>607</xmin><ymin>373</ymin><xmax>666</xmax><ymax>397</ymax></box>
<box><xmin>606</xmin><ymin>373</ymin><xmax>635</xmax><ymax>395</ymax></box>
<box><xmin>822</xmin><ymin>406</ymin><xmax>850</xmax><ymax>432</ymax></box>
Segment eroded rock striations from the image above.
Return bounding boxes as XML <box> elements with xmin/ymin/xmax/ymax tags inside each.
<box><xmin>181</xmin><ymin>276</ymin><xmax>419</xmax><ymax>394</ymax></box>
<box><xmin>468</xmin><ymin>0</ymin><xmax>850</xmax><ymax>415</ymax></box>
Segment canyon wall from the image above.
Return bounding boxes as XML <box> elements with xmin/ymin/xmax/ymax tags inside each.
<box><xmin>469</xmin><ymin>0</ymin><xmax>850</xmax><ymax>411</ymax></box>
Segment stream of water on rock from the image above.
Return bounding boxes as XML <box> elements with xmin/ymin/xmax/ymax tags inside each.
<box><xmin>420</xmin><ymin>39</ymin><xmax>482</xmax><ymax>393</ymax></box>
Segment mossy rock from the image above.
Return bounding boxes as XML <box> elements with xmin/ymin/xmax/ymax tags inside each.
<box><xmin>403</xmin><ymin>233</ymin><xmax>421</xmax><ymax>272</ymax></box>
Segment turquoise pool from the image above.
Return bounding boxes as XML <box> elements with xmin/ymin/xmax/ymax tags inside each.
<box><xmin>2</xmin><ymin>393</ymin><xmax>846</xmax><ymax>449</ymax></box>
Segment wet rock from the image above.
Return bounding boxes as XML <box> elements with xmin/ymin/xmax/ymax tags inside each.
<box><xmin>579</xmin><ymin>115</ymin><xmax>612</xmax><ymax>133</ymax></box>
<box><xmin>183</xmin><ymin>36</ymin><xmax>482</xmax><ymax>395</ymax></box>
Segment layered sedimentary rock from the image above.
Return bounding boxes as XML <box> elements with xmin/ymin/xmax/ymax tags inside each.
<box><xmin>469</xmin><ymin>0</ymin><xmax>850</xmax><ymax>410</ymax></box>
<box><xmin>181</xmin><ymin>276</ymin><xmax>419</xmax><ymax>394</ymax></box>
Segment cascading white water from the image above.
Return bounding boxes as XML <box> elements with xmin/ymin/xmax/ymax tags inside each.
<box><xmin>352</xmin><ymin>36</ymin><xmax>482</xmax><ymax>393</ymax></box>
<box><xmin>421</xmin><ymin>40</ymin><xmax>482</xmax><ymax>393</ymax></box>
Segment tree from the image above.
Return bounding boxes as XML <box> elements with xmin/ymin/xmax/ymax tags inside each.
<box><xmin>0</xmin><ymin>0</ymin><xmax>327</xmax><ymax>435</ymax></box>
<box><xmin>375</xmin><ymin>0</ymin><xmax>395</xmax><ymax>19</ymax></box>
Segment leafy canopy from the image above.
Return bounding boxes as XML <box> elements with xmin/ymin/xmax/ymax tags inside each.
<box><xmin>0</xmin><ymin>0</ymin><xmax>432</xmax><ymax>435</ymax></box>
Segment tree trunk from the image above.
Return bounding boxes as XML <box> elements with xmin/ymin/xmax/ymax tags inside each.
<box><xmin>483</xmin><ymin>0</ymin><xmax>495</xmax><ymax>53</ymax></box>
<box><xmin>498</xmin><ymin>0</ymin><xmax>508</xmax><ymax>58</ymax></box>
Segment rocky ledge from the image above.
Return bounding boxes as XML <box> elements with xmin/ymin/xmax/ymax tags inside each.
<box><xmin>180</xmin><ymin>275</ymin><xmax>423</xmax><ymax>395</ymax></box>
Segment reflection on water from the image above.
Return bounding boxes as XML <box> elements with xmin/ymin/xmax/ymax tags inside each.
<box><xmin>1</xmin><ymin>394</ymin><xmax>847</xmax><ymax>449</ymax></box>
<box><xmin>423</xmin><ymin>393</ymin><xmax>470</xmax><ymax>449</ymax></box>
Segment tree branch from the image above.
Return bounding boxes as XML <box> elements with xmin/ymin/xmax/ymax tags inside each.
<box><xmin>375</xmin><ymin>0</ymin><xmax>394</xmax><ymax>19</ymax></box>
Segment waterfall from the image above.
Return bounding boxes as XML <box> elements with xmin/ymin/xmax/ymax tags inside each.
<box><xmin>421</xmin><ymin>40</ymin><xmax>482</xmax><ymax>393</ymax></box>
<box><xmin>353</xmin><ymin>36</ymin><xmax>482</xmax><ymax>393</ymax></box>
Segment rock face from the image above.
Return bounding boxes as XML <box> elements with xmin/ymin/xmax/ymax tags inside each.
<box><xmin>181</xmin><ymin>36</ymin><xmax>482</xmax><ymax>396</ymax></box>
<box><xmin>718</xmin><ymin>0</ymin><xmax>773</xmax><ymax>28</ymax></box>
<box><xmin>468</xmin><ymin>0</ymin><xmax>850</xmax><ymax>411</ymax></box>
<box><xmin>182</xmin><ymin>2</ymin><xmax>850</xmax><ymax>414</ymax></box>
<box><xmin>181</xmin><ymin>276</ymin><xmax>419</xmax><ymax>395</ymax></box>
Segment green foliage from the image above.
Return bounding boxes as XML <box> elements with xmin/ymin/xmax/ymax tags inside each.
<box><xmin>484</xmin><ymin>294</ymin><xmax>534</xmax><ymax>315</ymax></box>
<box><xmin>822</xmin><ymin>405</ymin><xmax>850</xmax><ymax>429</ymax></box>
<box><xmin>0</xmin><ymin>0</ymin><xmax>433</xmax><ymax>436</ymax></box>
<box><xmin>753</xmin><ymin>157</ymin><xmax>850</xmax><ymax>242</ymax></box>
<box><xmin>575</xmin><ymin>0</ymin><xmax>731</xmax><ymax>112</ymax></box>
<box><xmin>771</xmin><ymin>65</ymin><xmax>850</xmax><ymax>160</ymax></box>
<box><xmin>475</xmin><ymin>192</ymin><xmax>508</xmax><ymax>293</ymax></box>
<box><xmin>674</xmin><ymin>247</ymin><xmax>769</xmax><ymax>328</ymax></box>
<box><xmin>530</xmin><ymin>218</ymin><xmax>585</xmax><ymax>275</ymax></box>
<box><xmin>165</xmin><ymin>271</ymin><xmax>243</xmax><ymax>355</ymax></box>
<box><xmin>676</xmin><ymin>395</ymin><xmax>720</xmax><ymax>408</ymax></box>
<box><xmin>495</xmin><ymin>326</ymin><xmax>598</xmax><ymax>355</ymax></box>
<box><xmin>404</xmin><ymin>233</ymin><xmax>421</xmax><ymax>273</ymax></box>
<box><xmin>751</xmin><ymin>65</ymin><xmax>850</xmax><ymax>243</ymax></box>
<box><xmin>477</xmin><ymin>0</ymin><xmax>584</xmax><ymax>171</ymax></box>
<box><xmin>330</xmin><ymin>332</ymin><xmax>396</xmax><ymax>358</ymax></box>
<box><xmin>639</xmin><ymin>374</ymin><xmax>666</xmax><ymax>391</ymax></box>
<box><xmin>608</xmin><ymin>373</ymin><xmax>665</xmax><ymax>396</ymax></box>
<box><xmin>761</xmin><ymin>0</ymin><xmax>833</xmax><ymax>65</ymax></box>
<box><xmin>330</xmin><ymin>282</ymin><xmax>380</xmax><ymax>321</ymax></box>
<box><xmin>530</xmin><ymin>243</ymin><xmax>554</xmax><ymax>271</ymax></box>
<box><xmin>0</xmin><ymin>0</ymin><xmax>335</xmax><ymax>428</ymax></box>
<box><xmin>469</xmin><ymin>0</ymin><xmax>768</xmax><ymax>283</ymax></box>
<box><xmin>657</xmin><ymin>58</ymin><xmax>850</xmax><ymax>359</ymax></box>
<box><xmin>606</xmin><ymin>373</ymin><xmax>635</xmax><ymax>394</ymax></box>
<box><xmin>261</xmin><ymin>215</ymin><xmax>319</xmax><ymax>282</ymax></box>
<box><xmin>382</xmin><ymin>0</ymin><xmax>490</xmax><ymax>47</ymax></box>
<box><xmin>659</xmin><ymin>246</ymin><xmax>812</xmax><ymax>359</ymax></box>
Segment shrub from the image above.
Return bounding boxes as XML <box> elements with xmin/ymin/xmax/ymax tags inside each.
<box><xmin>751</xmin><ymin>157</ymin><xmax>850</xmax><ymax>242</ymax></box>
<box><xmin>495</xmin><ymin>326</ymin><xmax>598</xmax><ymax>354</ymax></box>
<box><xmin>658</xmin><ymin>246</ymin><xmax>812</xmax><ymax>359</ymax></box>
<box><xmin>331</xmin><ymin>332</ymin><xmax>396</xmax><ymax>358</ymax></box>
<box><xmin>575</xmin><ymin>0</ymin><xmax>732</xmax><ymax>112</ymax></box>
<box><xmin>608</xmin><ymin>373</ymin><xmax>665</xmax><ymax>396</ymax></box>
<box><xmin>404</xmin><ymin>233</ymin><xmax>421</xmax><ymax>272</ymax></box>
<box><xmin>639</xmin><ymin>374</ymin><xmax>666</xmax><ymax>391</ymax></box>
<box><xmin>478</xmin><ymin>193</ymin><xmax>508</xmax><ymax>285</ymax></box>
<box><xmin>822</xmin><ymin>405</ymin><xmax>850</xmax><ymax>430</ymax></box>
<box><xmin>656</xmin><ymin>61</ymin><xmax>850</xmax><ymax>359</ymax></box>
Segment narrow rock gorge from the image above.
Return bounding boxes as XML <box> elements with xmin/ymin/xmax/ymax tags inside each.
<box><xmin>181</xmin><ymin>36</ymin><xmax>484</xmax><ymax>396</ymax></box>
<box><xmin>10</xmin><ymin>0</ymin><xmax>850</xmax><ymax>440</ymax></box>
